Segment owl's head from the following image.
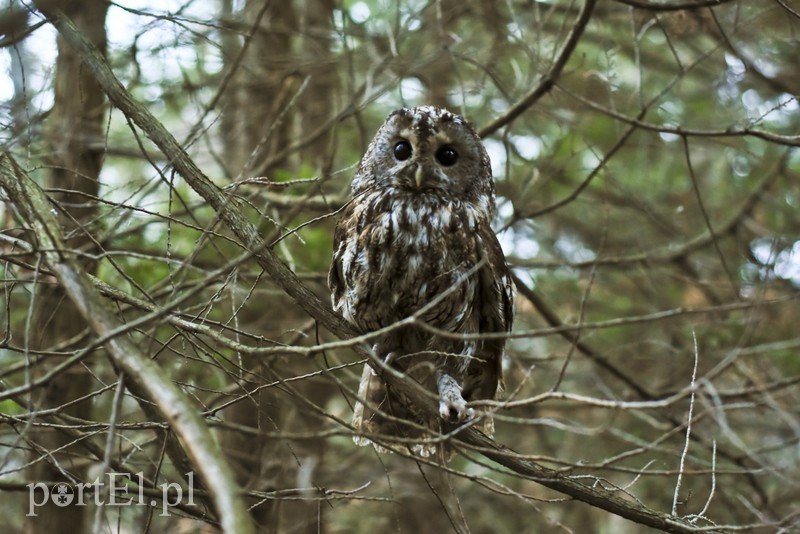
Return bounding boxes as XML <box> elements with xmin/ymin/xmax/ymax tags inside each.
<box><xmin>352</xmin><ymin>106</ymin><xmax>495</xmax><ymax>213</ymax></box>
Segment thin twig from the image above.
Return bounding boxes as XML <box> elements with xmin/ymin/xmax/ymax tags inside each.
<box><xmin>672</xmin><ymin>330</ymin><xmax>700</xmax><ymax>516</ymax></box>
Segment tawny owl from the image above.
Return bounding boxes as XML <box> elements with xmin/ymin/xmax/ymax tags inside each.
<box><xmin>329</xmin><ymin>106</ymin><xmax>513</xmax><ymax>457</ymax></box>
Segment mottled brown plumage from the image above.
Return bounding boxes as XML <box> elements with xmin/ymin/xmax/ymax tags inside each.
<box><xmin>329</xmin><ymin>106</ymin><xmax>513</xmax><ymax>456</ymax></box>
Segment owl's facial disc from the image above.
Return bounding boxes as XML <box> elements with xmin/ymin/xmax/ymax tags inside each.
<box><xmin>391</xmin><ymin>127</ymin><xmax>459</xmax><ymax>191</ymax></box>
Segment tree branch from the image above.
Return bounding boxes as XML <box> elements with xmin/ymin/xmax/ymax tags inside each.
<box><xmin>36</xmin><ymin>6</ymin><xmax>715</xmax><ymax>532</ymax></box>
<box><xmin>478</xmin><ymin>0</ymin><xmax>599</xmax><ymax>137</ymax></box>
<box><xmin>0</xmin><ymin>153</ymin><xmax>253</xmax><ymax>534</ymax></box>
<box><xmin>611</xmin><ymin>0</ymin><xmax>737</xmax><ymax>12</ymax></box>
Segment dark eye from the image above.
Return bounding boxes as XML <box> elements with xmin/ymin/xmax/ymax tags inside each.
<box><xmin>394</xmin><ymin>140</ymin><xmax>412</xmax><ymax>161</ymax></box>
<box><xmin>436</xmin><ymin>146</ymin><xmax>458</xmax><ymax>166</ymax></box>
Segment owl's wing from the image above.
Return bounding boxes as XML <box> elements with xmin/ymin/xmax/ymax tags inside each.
<box><xmin>477</xmin><ymin>222</ymin><xmax>514</xmax><ymax>328</ymax></box>
<box><xmin>477</xmin><ymin>221</ymin><xmax>514</xmax><ymax>384</ymax></box>
<box><xmin>328</xmin><ymin>201</ymin><xmax>356</xmax><ymax>310</ymax></box>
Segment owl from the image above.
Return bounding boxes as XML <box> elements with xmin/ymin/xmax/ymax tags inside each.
<box><xmin>329</xmin><ymin>106</ymin><xmax>514</xmax><ymax>457</ymax></box>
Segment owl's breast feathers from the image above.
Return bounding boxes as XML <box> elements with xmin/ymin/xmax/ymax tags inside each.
<box><xmin>329</xmin><ymin>188</ymin><xmax>512</xmax><ymax>338</ymax></box>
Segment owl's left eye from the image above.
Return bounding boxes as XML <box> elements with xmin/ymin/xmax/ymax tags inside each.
<box><xmin>394</xmin><ymin>141</ymin><xmax>413</xmax><ymax>161</ymax></box>
<box><xmin>436</xmin><ymin>146</ymin><xmax>458</xmax><ymax>166</ymax></box>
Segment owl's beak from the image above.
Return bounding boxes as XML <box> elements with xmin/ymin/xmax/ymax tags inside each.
<box><xmin>409</xmin><ymin>163</ymin><xmax>437</xmax><ymax>190</ymax></box>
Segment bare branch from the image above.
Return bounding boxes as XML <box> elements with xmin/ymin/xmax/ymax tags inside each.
<box><xmin>0</xmin><ymin>153</ymin><xmax>254</xmax><ymax>534</ymax></box>
<box><xmin>478</xmin><ymin>0</ymin><xmax>599</xmax><ymax>137</ymax></box>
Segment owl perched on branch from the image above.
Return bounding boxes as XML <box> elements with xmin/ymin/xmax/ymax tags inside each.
<box><xmin>329</xmin><ymin>106</ymin><xmax>514</xmax><ymax>457</ymax></box>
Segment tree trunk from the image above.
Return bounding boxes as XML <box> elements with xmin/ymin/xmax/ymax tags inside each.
<box><xmin>24</xmin><ymin>2</ymin><xmax>108</xmax><ymax>534</ymax></box>
<box><xmin>218</xmin><ymin>1</ymin><xmax>336</xmax><ymax>531</ymax></box>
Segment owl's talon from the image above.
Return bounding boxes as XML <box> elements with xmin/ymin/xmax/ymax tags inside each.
<box><xmin>439</xmin><ymin>399</ymin><xmax>474</xmax><ymax>423</ymax></box>
<box><xmin>437</xmin><ymin>373</ymin><xmax>473</xmax><ymax>423</ymax></box>
<box><xmin>371</xmin><ymin>343</ymin><xmax>398</xmax><ymax>365</ymax></box>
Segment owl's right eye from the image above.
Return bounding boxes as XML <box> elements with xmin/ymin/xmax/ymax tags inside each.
<box><xmin>394</xmin><ymin>141</ymin><xmax>413</xmax><ymax>161</ymax></box>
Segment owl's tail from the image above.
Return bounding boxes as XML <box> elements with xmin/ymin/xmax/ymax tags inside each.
<box><xmin>351</xmin><ymin>363</ymin><xmax>386</xmax><ymax>448</ymax></box>
<box><xmin>351</xmin><ymin>362</ymin><xmax>496</xmax><ymax>459</ymax></box>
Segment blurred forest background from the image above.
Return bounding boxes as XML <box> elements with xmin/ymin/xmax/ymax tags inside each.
<box><xmin>1</xmin><ymin>0</ymin><xmax>799</xmax><ymax>532</ymax></box>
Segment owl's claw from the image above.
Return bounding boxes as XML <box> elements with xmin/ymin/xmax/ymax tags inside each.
<box><xmin>437</xmin><ymin>373</ymin><xmax>473</xmax><ymax>423</ymax></box>
<box><xmin>371</xmin><ymin>343</ymin><xmax>398</xmax><ymax>365</ymax></box>
<box><xmin>439</xmin><ymin>397</ymin><xmax>475</xmax><ymax>423</ymax></box>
